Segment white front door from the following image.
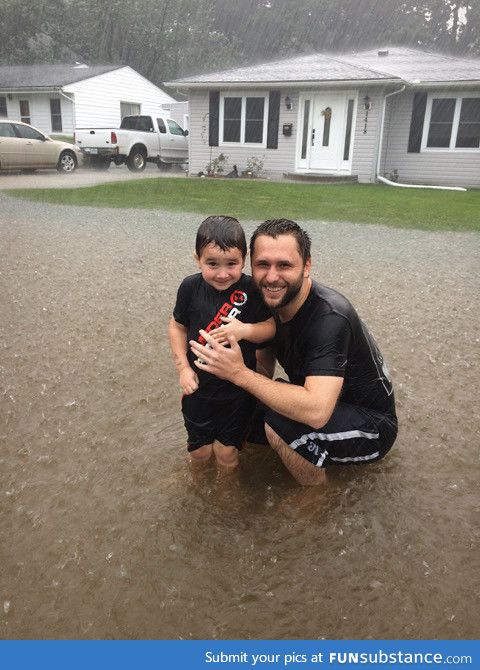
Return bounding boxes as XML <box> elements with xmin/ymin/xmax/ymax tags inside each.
<box><xmin>309</xmin><ymin>93</ymin><xmax>346</xmax><ymax>171</ymax></box>
<box><xmin>296</xmin><ymin>92</ymin><xmax>356</xmax><ymax>174</ymax></box>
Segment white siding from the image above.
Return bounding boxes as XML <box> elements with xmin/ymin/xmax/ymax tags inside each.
<box><xmin>66</xmin><ymin>66</ymin><xmax>176</xmax><ymax>128</ymax></box>
<box><xmin>350</xmin><ymin>89</ymin><xmax>385</xmax><ymax>183</ymax></box>
<box><xmin>2</xmin><ymin>93</ymin><xmax>75</xmax><ymax>135</ymax></box>
<box><xmin>188</xmin><ymin>87</ymin><xmax>389</xmax><ymax>182</ymax></box>
<box><xmin>187</xmin><ymin>89</ymin><xmax>297</xmax><ymax>177</ymax></box>
<box><xmin>381</xmin><ymin>89</ymin><xmax>480</xmax><ymax>188</ymax></box>
<box><xmin>162</xmin><ymin>101</ymin><xmax>189</xmax><ymax>130</ymax></box>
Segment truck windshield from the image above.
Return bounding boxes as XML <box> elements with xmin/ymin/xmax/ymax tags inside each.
<box><xmin>120</xmin><ymin>116</ymin><xmax>154</xmax><ymax>132</ymax></box>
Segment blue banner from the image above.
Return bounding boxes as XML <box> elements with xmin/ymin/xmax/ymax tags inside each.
<box><xmin>0</xmin><ymin>640</ymin><xmax>478</xmax><ymax>670</ymax></box>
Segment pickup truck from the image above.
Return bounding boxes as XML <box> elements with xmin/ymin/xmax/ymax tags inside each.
<box><xmin>74</xmin><ymin>115</ymin><xmax>189</xmax><ymax>171</ymax></box>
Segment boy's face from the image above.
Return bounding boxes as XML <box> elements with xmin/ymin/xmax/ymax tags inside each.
<box><xmin>195</xmin><ymin>243</ymin><xmax>245</xmax><ymax>292</ymax></box>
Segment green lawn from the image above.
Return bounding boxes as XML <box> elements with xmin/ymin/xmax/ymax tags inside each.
<box><xmin>7</xmin><ymin>178</ymin><xmax>480</xmax><ymax>232</ymax></box>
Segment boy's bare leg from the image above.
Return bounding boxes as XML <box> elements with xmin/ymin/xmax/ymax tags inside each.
<box><xmin>265</xmin><ymin>424</ymin><xmax>327</xmax><ymax>486</ymax></box>
<box><xmin>189</xmin><ymin>443</ymin><xmax>213</xmax><ymax>463</ymax></box>
<box><xmin>213</xmin><ymin>440</ymin><xmax>239</xmax><ymax>469</ymax></box>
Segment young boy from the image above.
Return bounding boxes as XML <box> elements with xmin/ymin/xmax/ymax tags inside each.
<box><xmin>168</xmin><ymin>215</ymin><xmax>275</xmax><ymax>469</ymax></box>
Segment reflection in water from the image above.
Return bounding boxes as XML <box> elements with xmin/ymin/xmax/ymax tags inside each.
<box><xmin>1</xmin><ymin>196</ymin><xmax>479</xmax><ymax>639</ymax></box>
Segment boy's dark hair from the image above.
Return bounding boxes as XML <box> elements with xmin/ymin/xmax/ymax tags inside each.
<box><xmin>250</xmin><ymin>219</ymin><xmax>311</xmax><ymax>264</ymax></box>
<box><xmin>196</xmin><ymin>215</ymin><xmax>247</xmax><ymax>258</ymax></box>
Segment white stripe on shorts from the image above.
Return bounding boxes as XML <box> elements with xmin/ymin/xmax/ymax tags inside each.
<box><xmin>289</xmin><ymin>430</ymin><xmax>380</xmax><ymax>467</ymax></box>
<box><xmin>290</xmin><ymin>429</ymin><xmax>379</xmax><ymax>449</ymax></box>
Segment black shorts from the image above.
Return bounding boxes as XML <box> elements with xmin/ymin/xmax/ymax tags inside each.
<box><xmin>182</xmin><ymin>391</ymin><xmax>256</xmax><ymax>452</ymax></box>
<box><xmin>264</xmin><ymin>400</ymin><xmax>397</xmax><ymax>469</ymax></box>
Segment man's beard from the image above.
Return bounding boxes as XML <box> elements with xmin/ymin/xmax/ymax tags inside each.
<box><xmin>257</xmin><ymin>276</ymin><xmax>304</xmax><ymax>310</ymax></box>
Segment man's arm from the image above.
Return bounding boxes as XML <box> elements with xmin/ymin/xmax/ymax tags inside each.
<box><xmin>190</xmin><ymin>330</ymin><xmax>343</xmax><ymax>429</ymax></box>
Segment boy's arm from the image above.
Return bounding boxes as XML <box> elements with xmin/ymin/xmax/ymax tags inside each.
<box><xmin>210</xmin><ymin>316</ymin><xmax>275</xmax><ymax>344</ymax></box>
<box><xmin>168</xmin><ymin>317</ymin><xmax>199</xmax><ymax>395</ymax></box>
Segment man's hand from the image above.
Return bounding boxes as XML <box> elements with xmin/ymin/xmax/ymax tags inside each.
<box><xmin>179</xmin><ymin>366</ymin><xmax>199</xmax><ymax>395</ymax></box>
<box><xmin>190</xmin><ymin>329</ymin><xmax>246</xmax><ymax>381</ymax></box>
<box><xmin>209</xmin><ymin>317</ymin><xmax>246</xmax><ymax>344</ymax></box>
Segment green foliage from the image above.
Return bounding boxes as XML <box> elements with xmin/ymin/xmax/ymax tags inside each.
<box><xmin>205</xmin><ymin>153</ymin><xmax>228</xmax><ymax>176</ymax></box>
<box><xmin>8</xmin><ymin>179</ymin><xmax>480</xmax><ymax>232</ymax></box>
<box><xmin>0</xmin><ymin>0</ymin><xmax>478</xmax><ymax>81</ymax></box>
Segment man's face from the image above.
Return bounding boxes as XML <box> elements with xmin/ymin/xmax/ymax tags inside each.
<box><xmin>251</xmin><ymin>234</ymin><xmax>311</xmax><ymax>311</ymax></box>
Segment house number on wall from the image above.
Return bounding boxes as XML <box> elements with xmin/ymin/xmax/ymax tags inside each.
<box><xmin>363</xmin><ymin>109</ymin><xmax>369</xmax><ymax>134</ymax></box>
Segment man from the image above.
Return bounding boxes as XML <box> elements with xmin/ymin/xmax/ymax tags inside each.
<box><xmin>190</xmin><ymin>219</ymin><xmax>397</xmax><ymax>486</ymax></box>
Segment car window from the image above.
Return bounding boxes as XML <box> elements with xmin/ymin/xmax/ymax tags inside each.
<box><xmin>167</xmin><ymin>119</ymin><xmax>185</xmax><ymax>136</ymax></box>
<box><xmin>137</xmin><ymin>116</ymin><xmax>154</xmax><ymax>132</ymax></box>
<box><xmin>157</xmin><ymin>118</ymin><xmax>167</xmax><ymax>134</ymax></box>
<box><xmin>0</xmin><ymin>123</ymin><xmax>16</xmax><ymax>137</ymax></box>
<box><xmin>14</xmin><ymin>124</ymin><xmax>45</xmax><ymax>140</ymax></box>
<box><xmin>121</xmin><ymin>115</ymin><xmax>154</xmax><ymax>132</ymax></box>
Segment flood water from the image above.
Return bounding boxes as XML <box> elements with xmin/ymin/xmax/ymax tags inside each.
<box><xmin>1</xmin><ymin>193</ymin><xmax>479</xmax><ymax>639</ymax></box>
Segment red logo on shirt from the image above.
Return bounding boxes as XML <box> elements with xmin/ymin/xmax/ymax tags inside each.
<box><xmin>199</xmin><ymin>291</ymin><xmax>248</xmax><ymax>344</ymax></box>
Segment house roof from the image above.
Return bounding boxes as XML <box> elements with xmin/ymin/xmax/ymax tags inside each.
<box><xmin>167</xmin><ymin>47</ymin><xmax>480</xmax><ymax>89</ymax></box>
<box><xmin>0</xmin><ymin>64</ymin><xmax>123</xmax><ymax>90</ymax></box>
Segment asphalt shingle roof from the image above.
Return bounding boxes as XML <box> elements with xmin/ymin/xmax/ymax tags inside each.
<box><xmin>169</xmin><ymin>47</ymin><xmax>480</xmax><ymax>87</ymax></box>
<box><xmin>0</xmin><ymin>64</ymin><xmax>122</xmax><ymax>89</ymax></box>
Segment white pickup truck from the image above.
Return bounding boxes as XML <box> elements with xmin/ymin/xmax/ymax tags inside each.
<box><xmin>74</xmin><ymin>115</ymin><xmax>189</xmax><ymax>172</ymax></box>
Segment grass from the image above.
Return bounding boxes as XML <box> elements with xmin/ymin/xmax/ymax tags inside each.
<box><xmin>7</xmin><ymin>177</ymin><xmax>480</xmax><ymax>232</ymax></box>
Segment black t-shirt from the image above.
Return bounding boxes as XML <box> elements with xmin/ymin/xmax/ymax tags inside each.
<box><xmin>273</xmin><ymin>281</ymin><xmax>395</xmax><ymax>416</ymax></box>
<box><xmin>173</xmin><ymin>273</ymin><xmax>271</xmax><ymax>399</ymax></box>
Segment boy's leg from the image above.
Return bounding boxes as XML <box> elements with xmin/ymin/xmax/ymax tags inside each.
<box><xmin>189</xmin><ymin>443</ymin><xmax>213</xmax><ymax>462</ymax></box>
<box><xmin>212</xmin><ymin>441</ymin><xmax>239</xmax><ymax>468</ymax></box>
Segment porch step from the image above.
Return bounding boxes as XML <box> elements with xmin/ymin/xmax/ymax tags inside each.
<box><xmin>284</xmin><ymin>173</ymin><xmax>358</xmax><ymax>184</ymax></box>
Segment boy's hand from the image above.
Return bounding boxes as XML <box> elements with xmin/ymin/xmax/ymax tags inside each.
<box><xmin>190</xmin><ymin>330</ymin><xmax>246</xmax><ymax>382</ymax></box>
<box><xmin>209</xmin><ymin>317</ymin><xmax>247</xmax><ymax>344</ymax></box>
<box><xmin>179</xmin><ymin>367</ymin><xmax>199</xmax><ymax>395</ymax></box>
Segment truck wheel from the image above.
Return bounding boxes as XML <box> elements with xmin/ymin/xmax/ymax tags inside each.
<box><xmin>157</xmin><ymin>160</ymin><xmax>172</xmax><ymax>171</ymax></box>
<box><xmin>127</xmin><ymin>147</ymin><xmax>147</xmax><ymax>172</ymax></box>
<box><xmin>89</xmin><ymin>157</ymin><xmax>110</xmax><ymax>171</ymax></box>
<box><xmin>57</xmin><ymin>150</ymin><xmax>77</xmax><ymax>173</ymax></box>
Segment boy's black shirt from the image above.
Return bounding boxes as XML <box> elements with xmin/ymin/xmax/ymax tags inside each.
<box><xmin>173</xmin><ymin>273</ymin><xmax>271</xmax><ymax>399</ymax></box>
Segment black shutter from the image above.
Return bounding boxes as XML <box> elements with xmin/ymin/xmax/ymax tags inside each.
<box><xmin>209</xmin><ymin>90</ymin><xmax>219</xmax><ymax>147</ymax></box>
<box><xmin>408</xmin><ymin>91</ymin><xmax>427</xmax><ymax>153</ymax></box>
<box><xmin>266</xmin><ymin>90</ymin><xmax>280</xmax><ymax>149</ymax></box>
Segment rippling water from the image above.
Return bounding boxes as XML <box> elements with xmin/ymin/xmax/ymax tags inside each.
<box><xmin>1</xmin><ymin>195</ymin><xmax>479</xmax><ymax>639</ymax></box>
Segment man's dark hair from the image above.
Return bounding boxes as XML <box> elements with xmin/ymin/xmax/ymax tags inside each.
<box><xmin>196</xmin><ymin>215</ymin><xmax>247</xmax><ymax>258</ymax></box>
<box><xmin>250</xmin><ymin>219</ymin><xmax>311</xmax><ymax>264</ymax></box>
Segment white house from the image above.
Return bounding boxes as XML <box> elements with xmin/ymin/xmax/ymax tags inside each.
<box><xmin>167</xmin><ymin>47</ymin><xmax>480</xmax><ymax>188</ymax></box>
<box><xmin>0</xmin><ymin>63</ymin><xmax>178</xmax><ymax>136</ymax></box>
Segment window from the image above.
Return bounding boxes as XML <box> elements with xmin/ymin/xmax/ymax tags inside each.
<box><xmin>157</xmin><ymin>118</ymin><xmax>166</xmax><ymax>134</ymax></box>
<box><xmin>301</xmin><ymin>100</ymin><xmax>310</xmax><ymax>159</ymax></box>
<box><xmin>0</xmin><ymin>96</ymin><xmax>7</xmax><ymax>117</ymax></box>
<box><xmin>167</xmin><ymin>119</ymin><xmax>185</xmax><ymax>136</ymax></box>
<box><xmin>0</xmin><ymin>122</ymin><xmax>16</xmax><ymax>137</ymax></box>
<box><xmin>424</xmin><ymin>95</ymin><xmax>480</xmax><ymax>150</ymax></box>
<box><xmin>343</xmin><ymin>99</ymin><xmax>355</xmax><ymax>161</ymax></box>
<box><xmin>456</xmin><ymin>98</ymin><xmax>480</xmax><ymax>148</ymax></box>
<box><xmin>427</xmin><ymin>98</ymin><xmax>455</xmax><ymax>148</ymax></box>
<box><xmin>220</xmin><ymin>94</ymin><xmax>268</xmax><ymax>145</ymax></box>
<box><xmin>50</xmin><ymin>98</ymin><xmax>62</xmax><ymax>132</ymax></box>
<box><xmin>14</xmin><ymin>123</ymin><xmax>44</xmax><ymax>140</ymax></box>
<box><xmin>120</xmin><ymin>101</ymin><xmax>140</xmax><ymax>119</ymax></box>
<box><xmin>120</xmin><ymin>115</ymin><xmax>153</xmax><ymax>132</ymax></box>
<box><xmin>19</xmin><ymin>100</ymin><xmax>30</xmax><ymax>124</ymax></box>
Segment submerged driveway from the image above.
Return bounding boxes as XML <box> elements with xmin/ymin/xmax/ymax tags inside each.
<box><xmin>0</xmin><ymin>162</ymin><xmax>187</xmax><ymax>190</ymax></box>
